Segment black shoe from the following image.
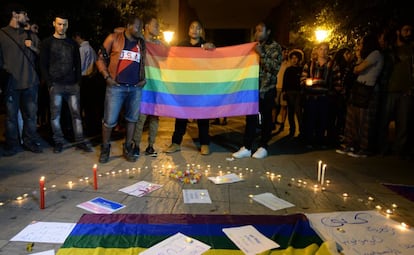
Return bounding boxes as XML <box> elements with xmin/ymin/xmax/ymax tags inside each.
<box><xmin>99</xmin><ymin>144</ymin><xmax>111</xmax><ymax>163</ymax></box>
<box><xmin>3</xmin><ymin>145</ymin><xmax>19</xmax><ymax>156</ymax></box>
<box><xmin>145</xmin><ymin>145</ymin><xmax>157</xmax><ymax>157</ymax></box>
<box><xmin>211</xmin><ymin>119</ymin><xmax>220</xmax><ymax>125</ymax></box>
<box><xmin>24</xmin><ymin>142</ymin><xmax>43</xmax><ymax>153</ymax></box>
<box><xmin>76</xmin><ymin>142</ymin><xmax>93</xmax><ymax>152</ymax></box>
<box><xmin>132</xmin><ymin>146</ymin><xmax>140</xmax><ymax>157</ymax></box>
<box><xmin>123</xmin><ymin>143</ymin><xmax>137</xmax><ymax>162</ymax></box>
<box><xmin>53</xmin><ymin>143</ymin><xmax>63</xmax><ymax>153</ymax></box>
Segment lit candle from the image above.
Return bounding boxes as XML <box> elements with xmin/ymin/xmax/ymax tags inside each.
<box><xmin>317</xmin><ymin>160</ymin><xmax>322</xmax><ymax>182</ymax></box>
<box><xmin>321</xmin><ymin>164</ymin><xmax>327</xmax><ymax>185</ymax></box>
<box><xmin>93</xmin><ymin>164</ymin><xmax>98</xmax><ymax>190</ymax></box>
<box><xmin>39</xmin><ymin>176</ymin><xmax>45</xmax><ymax>209</ymax></box>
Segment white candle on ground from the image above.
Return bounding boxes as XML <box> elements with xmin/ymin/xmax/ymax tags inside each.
<box><xmin>321</xmin><ymin>164</ymin><xmax>327</xmax><ymax>185</ymax></box>
<box><xmin>317</xmin><ymin>160</ymin><xmax>322</xmax><ymax>181</ymax></box>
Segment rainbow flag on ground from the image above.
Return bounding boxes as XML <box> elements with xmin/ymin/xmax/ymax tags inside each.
<box><xmin>56</xmin><ymin>213</ymin><xmax>335</xmax><ymax>255</ymax></box>
<box><xmin>141</xmin><ymin>42</ymin><xmax>259</xmax><ymax>119</ymax></box>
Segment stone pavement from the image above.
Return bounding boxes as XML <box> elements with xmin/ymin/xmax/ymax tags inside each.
<box><xmin>0</xmin><ymin>115</ymin><xmax>414</xmax><ymax>254</ymax></box>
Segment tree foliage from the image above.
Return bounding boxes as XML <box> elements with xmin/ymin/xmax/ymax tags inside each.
<box><xmin>288</xmin><ymin>0</ymin><xmax>413</xmax><ymax>53</ymax></box>
<box><xmin>0</xmin><ymin>0</ymin><xmax>158</xmax><ymax>50</ymax></box>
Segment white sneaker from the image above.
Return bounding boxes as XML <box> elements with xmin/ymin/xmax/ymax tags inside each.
<box><xmin>232</xmin><ymin>146</ymin><xmax>251</xmax><ymax>158</ymax></box>
<box><xmin>252</xmin><ymin>147</ymin><xmax>268</xmax><ymax>159</ymax></box>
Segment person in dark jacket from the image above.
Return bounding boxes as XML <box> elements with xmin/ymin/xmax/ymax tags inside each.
<box><xmin>39</xmin><ymin>12</ymin><xmax>92</xmax><ymax>154</ymax></box>
<box><xmin>0</xmin><ymin>3</ymin><xmax>43</xmax><ymax>156</ymax></box>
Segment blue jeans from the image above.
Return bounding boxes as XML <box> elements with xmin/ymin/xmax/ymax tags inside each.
<box><xmin>49</xmin><ymin>83</ymin><xmax>85</xmax><ymax>143</ymax></box>
<box><xmin>4</xmin><ymin>83</ymin><xmax>39</xmax><ymax>148</ymax></box>
<box><xmin>103</xmin><ymin>84</ymin><xmax>142</xmax><ymax>127</ymax></box>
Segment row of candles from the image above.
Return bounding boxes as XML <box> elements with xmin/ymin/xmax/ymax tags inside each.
<box><xmin>39</xmin><ymin>164</ymin><xmax>99</xmax><ymax>209</ymax></box>
<box><xmin>29</xmin><ymin>161</ymin><xmax>409</xmax><ymax>229</ymax></box>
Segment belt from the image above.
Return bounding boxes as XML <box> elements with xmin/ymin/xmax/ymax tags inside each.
<box><xmin>118</xmin><ymin>83</ymin><xmax>138</xmax><ymax>87</ymax></box>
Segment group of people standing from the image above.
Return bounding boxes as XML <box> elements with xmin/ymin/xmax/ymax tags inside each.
<box><xmin>1</xmin><ymin>3</ymin><xmax>413</xmax><ymax>162</ymax></box>
<box><xmin>96</xmin><ymin>17</ymin><xmax>283</xmax><ymax>162</ymax></box>
<box><xmin>273</xmin><ymin>20</ymin><xmax>414</xmax><ymax>159</ymax></box>
<box><xmin>0</xmin><ymin>4</ymin><xmax>94</xmax><ymax>156</ymax></box>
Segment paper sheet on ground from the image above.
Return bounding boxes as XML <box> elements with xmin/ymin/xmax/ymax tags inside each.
<box><xmin>306</xmin><ymin>210</ymin><xmax>414</xmax><ymax>255</ymax></box>
<box><xmin>76</xmin><ymin>197</ymin><xmax>125</xmax><ymax>214</ymax></box>
<box><xmin>31</xmin><ymin>250</ymin><xmax>55</xmax><ymax>255</ymax></box>
<box><xmin>183</xmin><ymin>189</ymin><xmax>212</xmax><ymax>203</ymax></box>
<box><xmin>119</xmin><ymin>181</ymin><xmax>162</xmax><ymax>197</ymax></box>
<box><xmin>222</xmin><ymin>225</ymin><xmax>280</xmax><ymax>255</ymax></box>
<box><xmin>208</xmin><ymin>173</ymin><xmax>243</xmax><ymax>184</ymax></box>
<box><xmin>253</xmin><ymin>192</ymin><xmax>295</xmax><ymax>211</ymax></box>
<box><xmin>139</xmin><ymin>232</ymin><xmax>211</xmax><ymax>255</ymax></box>
<box><xmin>10</xmin><ymin>221</ymin><xmax>76</xmax><ymax>244</ymax></box>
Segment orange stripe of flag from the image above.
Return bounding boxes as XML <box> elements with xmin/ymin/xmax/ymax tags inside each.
<box><xmin>146</xmin><ymin>42</ymin><xmax>258</xmax><ymax>59</ymax></box>
<box><xmin>146</xmin><ymin>54</ymin><xmax>258</xmax><ymax>70</ymax></box>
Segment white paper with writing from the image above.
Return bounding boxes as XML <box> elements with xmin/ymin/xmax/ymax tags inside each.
<box><xmin>222</xmin><ymin>225</ymin><xmax>280</xmax><ymax>255</ymax></box>
<box><xmin>208</xmin><ymin>173</ymin><xmax>243</xmax><ymax>184</ymax></box>
<box><xmin>306</xmin><ymin>210</ymin><xmax>414</xmax><ymax>255</ymax></box>
<box><xmin>119</xmin><ymin>181</ymin><xmax>162</xmax><ymax>197</ymax></box>
<box><xmin>253</xmin><ymin>192</ymin><xmax>295</xmax><ymax>211</ymax></box>
<box><xmin>10</xmin><ymin>222</ymin><xmax>76</xmax><ymax>244</ymax></box>
<box><xmin>139</xmin><ymin>232</ymin><xmax>211</xmax><ymax>255</ymax></box>
<box><xmin>31</xmin><ymin>250</ymin><xmax>55</xmax><ymax>255</ymax></box>
<box><xmin>183</xmin><ymin>189</ymin><xmax>212</xmax><ymax>203</ymax></box>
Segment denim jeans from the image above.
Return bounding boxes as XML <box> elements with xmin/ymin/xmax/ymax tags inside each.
<box><xmin>49</xmin><ymin>83</ymin><xmax>85</xmax><ymax>143</ymax></box>
<box><xmin>103</xmin><ymin>84</ymin><xmax>142</xmax><ymax>128</ymax></box>
<box><xmin>5</xmin><ymin>84</ymin><xmax>39</xmax><ymax>148</ymax></box>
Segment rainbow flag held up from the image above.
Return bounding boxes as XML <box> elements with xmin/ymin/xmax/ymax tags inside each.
<box><xmin>56</xmin><ymin>213</ymin><xmax>335</xmax><ymax>255</ymax></box>
<box><xmin>141</xmin><ymin>42</ymin><xmax>259</xmax><ymax>119</ymax></box>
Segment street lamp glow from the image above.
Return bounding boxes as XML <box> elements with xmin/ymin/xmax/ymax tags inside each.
<box><xmin>315</xmin><ymin>29</ymin><xmax>328</xmax><ymax>42</ymax></box>
<box><xmin>163</xmin><ymin>31</ymin><xmax>174</xmax><ymax>44</ymax></box>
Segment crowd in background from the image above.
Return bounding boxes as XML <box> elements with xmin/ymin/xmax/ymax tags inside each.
<box><xmin>276</xmin><ymin>20</ymin><xmax>414</xmax><ymax>160</ymax></box>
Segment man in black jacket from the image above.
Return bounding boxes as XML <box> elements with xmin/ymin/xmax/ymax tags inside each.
<box><xmin>0</xmin><ymin>3</ymin><xmax>43</xmax><ymax>156</ymax></box>
<box><xmin>39</xmin><ymin>12</ymin><xmax>92</xmax><ymax>153</ymax></box>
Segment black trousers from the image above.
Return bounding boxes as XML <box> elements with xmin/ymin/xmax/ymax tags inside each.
<box><xmin>172</xmin><ymin>118</ymin><xmax>210</xmax><ymax>145</ymax></box>
<box><xmin>243</xmin><ymin>89</ymin><xmax>276</xmax><ymax>150</ymax></box>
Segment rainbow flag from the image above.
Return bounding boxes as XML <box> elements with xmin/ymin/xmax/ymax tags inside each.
<box><xmin>141</xmin><ymin>42</ymin><xmax>259</xmax><ymax>119</ymax></box>
<box><xmin>56</xmin><ymin>213</ymin><xmax>335</xmax><ymax>255</ymax></box>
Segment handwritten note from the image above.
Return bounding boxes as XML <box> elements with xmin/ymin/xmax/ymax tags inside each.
<box><xmin>119</xmin><ymin>181</ymin><xmax>162</xmax><ymax>197</ymax></box>
<box><xmin>139</xmin><ymin>232</ymin><xmax>211</xmax><ymax>255</ymax></box>
<box><xmin>183</xmin><ymin>189</ymin><xmax>212</xmax><ymax>203</ymax></box>
<box><xmin>208</xmin><ymin>173</ymin><xmax>243</xmax><ymax>184</ymax></box>
<box><xmin>10</xmin><ymin>222</ymin><xmax>76</xmax><ymax>244</ymax></box>
<box><xmin>77</xmin><ymin>197</ymin><xmax>125</xmax><ymax>214</ymax></box>
<box><xmin>252</xmin><ymin>192</ymin><xmax>295</xmax><ymax>211</ymax></box>
<box><xmin>222</xmin><ymin>225</ymin><xmax>280</xmax><ymax>255</ymax></box>
<box><xmin>306</xmin><ymin>210</ymin><xmax>414</xmax><ymax>255</ymax></box>
<box><xmin>31</xmin><ymin>250</ymin><xmax>55</xmax><ymax>255</ymax></box>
